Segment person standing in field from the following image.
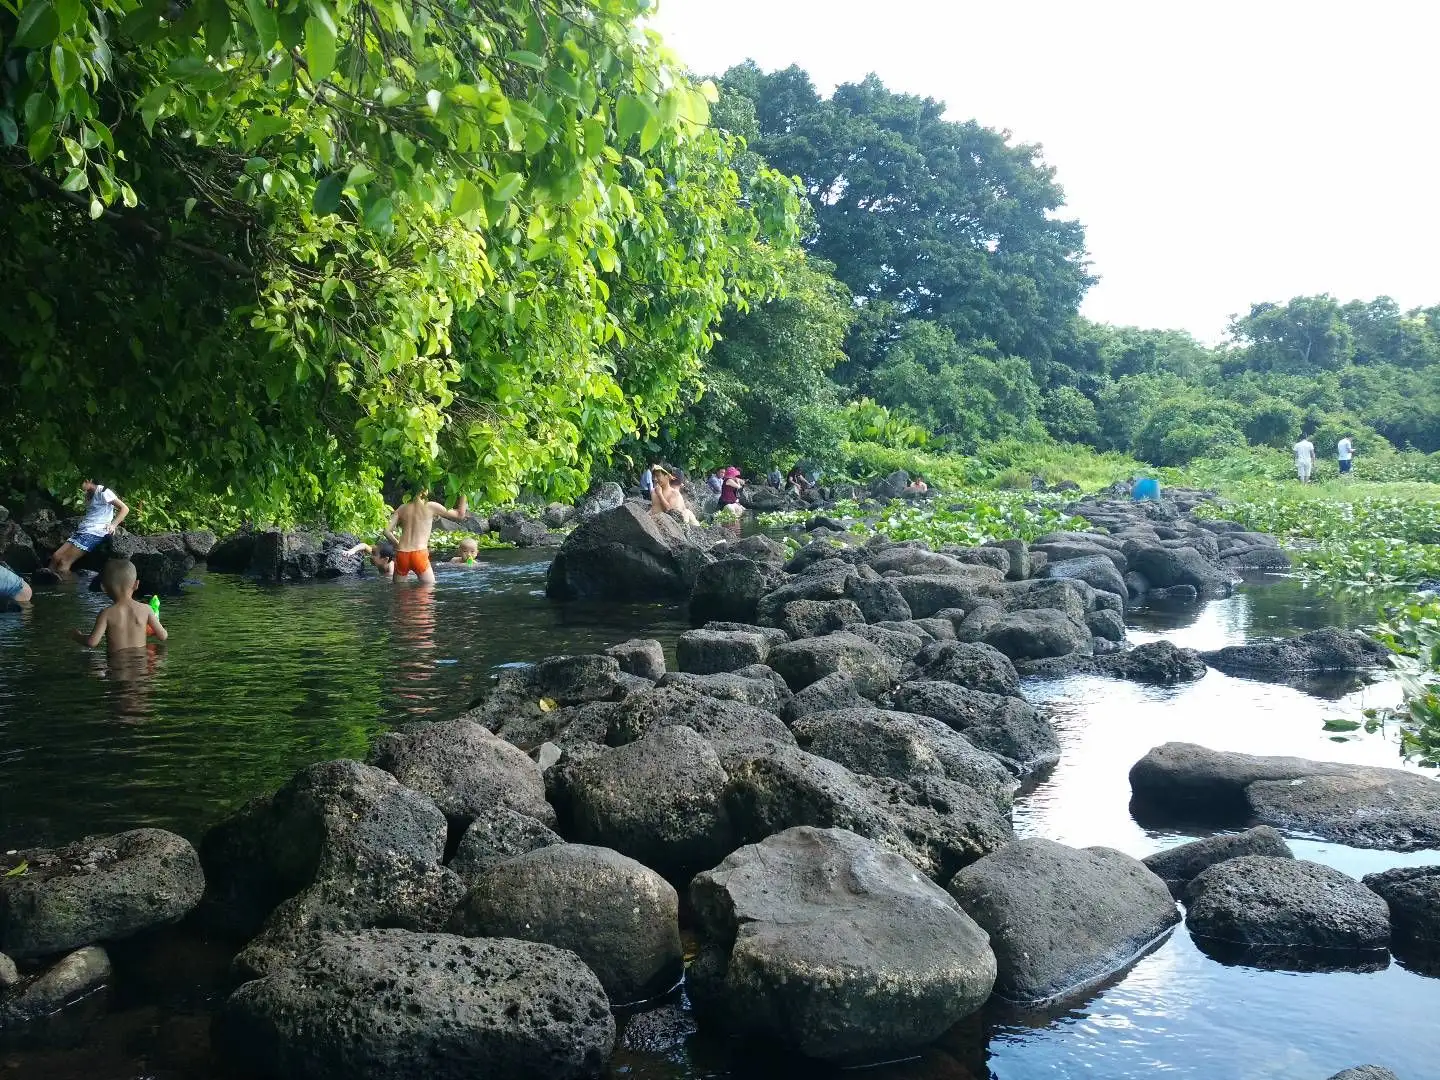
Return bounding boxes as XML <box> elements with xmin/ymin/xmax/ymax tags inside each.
<box><xmin>385</xmin><ymin>489</ymin><xmax>469</xmax><ymax>584</ymax></box>
<box><xmin>1337</xmin><ymin>435</ymin><xmax>1355</xmax><ymax>478</ymax></box>
<box><xmin>1293</xmin><ymin>435</ymin><xmax>1316</xmax><ymax>483</ymax></box>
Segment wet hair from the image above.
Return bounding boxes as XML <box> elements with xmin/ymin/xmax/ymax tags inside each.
<box><xmin>101</xmin><ymin>558</ymin><xmax>137</xmax><ymax>595</ymax></box>
<box><xmin>457</xmin><ymin>538</ymin><xmax>479</xmax><ymax>555</ymax></box>
<box><xmin>373</xmin><ymin>540</ymin><xmax>397</xmax><ymax>561</ymax></box>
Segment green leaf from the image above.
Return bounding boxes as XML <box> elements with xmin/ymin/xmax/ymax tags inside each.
<box><xmin>244</xmin><ymin>0</ymin><xmax>277</xmax><ymax>49</ymax></box>
<box><xmin>27</xmin><ymin>123</ymin><xmax>53</xmax><ymax>163</ymax></box>
<box><xmin>54</xmin><ymin>0</ymin><xmax>80</xmax><ymax>30</ymax></box>
<box><xmin>505</xmin><ymin>49</ymin><xmax>544</xmax><ymax>69</ymax></box>
<box><xmin>378</xmin><ymin>82</ymin><xmax>406</xmax><ymax>106</ymax></box>
<box><xmin>0</xmin><ymin>110</ymin><xmax>17</xmax><ymax>147</ymax></box>
<box><xmin>60</xmin><ymin>167</ymin><xmax>88</xmax><ymax>191</ymax></box>
<box><xmin>1322</xmin><ymin>718</ymin><xmax>1362</xmax><ymax>732</ymax></box>
<box><xmin>205</xmin><ymin>0</ymin><xmax>231</xmax><ymax>57</ymax></box>
<box><xmin>450</xmin><ymin>177</ymin><xmax>482</xmax><ymax>217</ymax></box>
<box><xmin>490</xmin><ymin>172</ymin><xmax>523</xmax><ymax>202</ymax></box>
<box><xmin>303</xmin><ymin>13</ymin><xmax>336</xmax><ymax>81</ymax></box>
<box><xmin>361</xmin><ymin>192</ymin><xmax>394</xmax><ymax>233</ymax></box>
<box><xmin>639</xmin><ymin>114</ymin><xmax>660</xmax><ymax>154</ymax></box>
<box><xmin>3</xmin><ymin>860</ymin><xmax>28</xmax><ymax>878</ymax></box>
<box><xmin>582</xmin><ymin>117</ymin><xmax>604</xmax><ymax>158</ymax></box>
<box><xmin>544</xmin><ymin>67</ymin><xmax>579</xmax><ymax>98</ymax></box>
<box><xmin>88</xmin><ymin>195</ymin><xmax>103</xmax><ymax>219</ymax></box>
<box><xmin>344</xmin><ymin>163</ymin><xmax>375</xmax><ymax>190</ymax></box>
<box><xmin>14</xmin><ymin>0</ymin><xmax>60</xmax><ymax>49</ymax></box>
<box><xmin>616</xmin><ymin>95</ymin><xmax>650</xmax><ymax>144</ymax></box>
<box><xmin>321</xmin><ymin>276</ymin><xmax>340</xmax><ymax>301</ymax></box>
<box><xmin>312</xmin><ymin>172</ymin><xmax>343</xmax><ymax>215</ymax></box>
<box><xmin>183</xmin><ymin>196</ymin><xmax>197</xmax><ymax>218</ymax></box>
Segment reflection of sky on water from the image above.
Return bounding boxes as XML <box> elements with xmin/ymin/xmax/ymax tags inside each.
<box><xmin>995</xmin><ymin>578</ymin><xmax>1437</xmax><ymax>1080</ymax></box>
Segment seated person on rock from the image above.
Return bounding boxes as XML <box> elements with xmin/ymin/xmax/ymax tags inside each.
<box><xmin>649</xmin><ymin>467</ymin><xmax>700</xmax><ymax>525</ymax></box>
<box><xmin>706</xmin><ymin>468</ymin><xmax>725</xmax><ymax>495</ymax></box>
<box><xmin>385</xmin><ymin>489</ymin><xmax>469</xmax><ymax>584</ymax></box>
<box><xmin>767</xmin><ymin>466</ymin><xmax>783</xmax><ymax>488</ymax></box>
<box><xmin>0</xmin><ymin>562</ymin><xmax>31</xmax><ymax>605</ymax></box>
<box><xmin>343</xmin><ymin>539</ymin><xmax>397</xmax><ymax>578</ymax></box>
<box><xmin>50</xmin><ymin>479</ymin><xmax>129</xmax><ymax>574</ymax></box>
<box><xmin>718</xmin><ymin>467</ymin><xmax>745</xmax><ymax>515</ymax></box>
<box><xmin>785</xmin><ymin>467</ymin><xmax>811</xmax><ymax>496</ymax></box>
<box><xmin>71</xmin><ymin>558</ymin><xmax>166</xmax><ymax>653</ymax></box>
<box><xmin>448</xmin><ymin>538</ymin><xmax>481</xmax><ymax>566</ymax></box>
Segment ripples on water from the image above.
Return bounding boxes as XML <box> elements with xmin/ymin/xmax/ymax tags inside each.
<box><xmin>0</xmin><ymin>566</ymin><xmax>1435</xmax><ymax>1079</ymax></box>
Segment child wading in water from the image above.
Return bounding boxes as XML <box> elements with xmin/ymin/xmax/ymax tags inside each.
<box><xmin>448</xmin><ymin>538</ymin><xmax>480</xmax><ymax>565</ymax></box>
<box><xmin>72</xmin><ymin>559</ymin><xmax>167</xmax><ymax>652</ymax></box>
<box><xmin>343</xmin><ymin>540</ymin><xmax>397</xmax><ymax>579</ymax></box>
<box><xmin>386</xmin><ymin>489</ymin><xmax>469</xmax><ymax>584</ymax></box>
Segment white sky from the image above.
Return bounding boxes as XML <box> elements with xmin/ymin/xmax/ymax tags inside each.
<box><xmin>650</xmin><ymin>0</ymin><xmax>1439</xmax><ymax>342</ymax></box>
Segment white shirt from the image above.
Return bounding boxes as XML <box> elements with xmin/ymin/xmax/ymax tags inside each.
<box><xmin>78</xmin><ymin>486</ymin><xmax>117</xmax><ymax>534</ymax></box>
<box><xmin>1293</xmin><ymin>439</ymin><xmax>1314</xmax><ymax>464</ymax></box>
<box><xmin>1337</xmin><ymin>438</ymin><xmax>1353</xmax><ymax>462</ymax></box>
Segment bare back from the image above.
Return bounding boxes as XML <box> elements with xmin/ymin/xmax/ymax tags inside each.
<box><xmin>390</xmin><ymin>499</ymin><xmax>449</xmax><ymax>552</ymax></box>
<box><xmin>98</xmin><ymin>599</ymin><xmax>153</xmax><ymax>652</ymax></box>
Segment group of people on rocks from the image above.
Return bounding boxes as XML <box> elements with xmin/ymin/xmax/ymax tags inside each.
<box><xmin>641</xmin><ymin>461</ymin><xmax>831</xmax><ymax>525</ymax></box>
<box><xmin>1293</xmin><ymin>434</ymin><xmax>1357</xmax><ymax>483</ymax></box>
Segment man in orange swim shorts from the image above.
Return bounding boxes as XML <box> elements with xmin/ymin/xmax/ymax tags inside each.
<box><xmin>385</xmin><ymin>488</ymin><xmax>469</xmax><ymax>584</ymax></box>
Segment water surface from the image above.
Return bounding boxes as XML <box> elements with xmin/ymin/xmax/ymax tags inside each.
<box><xmin>0</xmin><ymin>564</ymin><xmax>1434</xmax><ymax>1080</ymax></box>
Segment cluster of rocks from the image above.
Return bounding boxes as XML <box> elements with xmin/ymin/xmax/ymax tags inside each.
<box><xmin>1</xmin><ymin>505</ymin><xmax>212</xmax><ymax>595</ymax></box>
<box><xmin>1129</xmin><ymin>743</ymin><xmax>1440</xmax><ymax>976</ymax></box>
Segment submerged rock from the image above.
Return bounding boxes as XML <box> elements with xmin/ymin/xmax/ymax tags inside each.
<box><xmin>1184</xmin><ymin>856</ymin><xmax>1390</xmax><ymax>959</ymax></box>
<box><xmin>1362</xmin><ymin>865</ymin><xmax>1440</xmax><ymax>946</ymax></box>
<box><xmin>218</xmin><ymin>930</ymin><xmax>614</xmax><ymax>1080</ymax></box>
<box><xmin>947</xmin><ymin>838</ymin><xmax>1179</xmax><ymax>1005</ymax></box>
<box><xmin>1201</xmin><ymin>629</ymin><xmax>1391</xmax><ymax>678</ymax></box>
<box><xmin>1129</xmin><ymin>742</ymin><xmax>1440</xmax><ymax>850</ymax></box>
<box><xmin>689</xmin><ymin>826</ymin><xmax>996</xmax><ymax>1063</ymax></box>
<box><xmin>0</xmin><ymin>945</ymin><xmax>111</xmax><ymax>1028</ymax></box>
<box><xmin>1142</xmin><ymin>826</ymin><xmax>1293</xmax><ymax>896</ymax></box>
<box><xmin>1094</xmin><ymin>641</ymin><xmax>1207</xmax><ymax>684</ymax></box>
<box><xmin>0</xmin><ymin>829</ymin><xmax>203</xmax><ymax>960</ymax></box>
<box><xmin>448</xmin><ymin>844</ymin><xmax>681</xmax><ymax>1004</ymax></box>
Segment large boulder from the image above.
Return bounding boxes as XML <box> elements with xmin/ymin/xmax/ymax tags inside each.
<box><xmin>1094</xmin><ymin>641</ymin><xmax>1207</xmax><ymax>684</ymax></box>
<box><xmin>0</xmin><ymin>830</ymin><xmax>203</xmax><ymax>960</ymax></box>
<box><xmin>778</xmin><ymin>598</ymin><xmax>866</xmax><ymax>640</ymax></box>
<box><xmin>868</xmin><ymin>548</ymin><xmax>972</xmax><ymax>577</ymax></box>
<box><xmin>448</xmin><ymin>844</ymin><xmax>682</xmax><ymax>1004</ymax></box>
<box><xmin>1129</xmin><ymin>742</ymin><xmax>1440</xmax><ymax>850</ymax></box>
<box><xmin>1126</xmin><ymin>544</ymin><xmax>1233</xmax><ymax>598</ymax></box>
<box><xmin>0</xmin><ymin>522</ymin><xmax>40</xmax><ymax>574</ymax></box>
<box><xmin>768</xmin><ymin>633</ymin><xmax>899</xmax><ymax>699</ymax></box>
<box><xmin>947</xmin><ymin>838</ymin><xmax>1179</xmax><ymax>1004</ymax></box>
<box><xmin>981</xmin><ymin>608</ymin><xmax>1092</xmax><ymax>661</ymax></box>
<box><xmin>1201</xmin><ymin>628</ymin><xmax>1392</xmax><ymax>678</ymax></box>
<box><xmin>199</xmin><ymin>760</ymin><xmax>461</xmax><ymax>975</ymax></box>
<box><xmin>1184</xmin><ymin>856</ymin><xmax>1390</xmax><ymax>958</ymax></box>
<box><xmin>367</xmin><ymin>719</ymin><xmax>554</xmax><ymax>830</ymax></box>
<box><xmin>870</xmin><ymin>470</ymin><xmax>910</xmax><ymax>501</ymax></box>
<box><xmin>907</xmin><ymin>641</ymin><xmax>1021</xmax><ymax>697</ymax></box>
<box><xmin>546</xmin><ymin>503</ymin><xmax>709</xmax><ymax>601</ymax></box>
<box><xmin>792</xmin><ymin>708</ymin><xmax>1015</xmax><ymax>812</ymax></box>
<box><xmin>217</xmin><ymin>930</ymin><xmax>614</xmax><ymax>1080</ymax></box>
<box><xmin>566</xmin><ymin>726</ymin><xmax>735</xmax><ymax>881</ymax></box>
<box><xmin>1044</xmin><ymin>554</ymin><xmax>1127</xmax><ymax>605</ymax></box>
<box><xmin>447</xmin><ymin>807</ymin><xmax>563</xmax><ymax>884</ymax></box>
<box><xmin>576</xmin><ymin>481</ymin><xmax>625</xmax><ymax>521</ymax></box>
<box><xmin>676</xmin><ymin>628</ymin><xmax>772</xmax><ymax>674</ymax></box>
<box><xmin>1361</xmin><ymin>865</ymin><xmax>1440</xmax><ymax>947</ymax></box>
<box><xmin>889</xmin><ymin>680</ymin><xmax>1059</xmax><ymax>776</ymax></box>
<box><xmin>603</xmin><ymin>685</ymin><xmax>793</xmax><ymax>752</ymax></box>
<box><xmin>604</xmin><ymin>638</ymin><xmax>666</xmax><ymax>681</ymax></box>
<box><xmin>892</xmin><ymin>572</ymin><xmax>1001</xmax><ymax>619</ymax></box>
<box><xmin>0</xmin><ymin>945</ymin><xmax>112</xmax><ymax>1028</ymax></box>
<box><xmin>688</xmin><ymin>827</ymin><xmax>996</xmax><ymax>1063</ymax></box>
<box><xmin>722</xmin><ymin>743</ymin><xmax>1010</xmax><ymax>881</ymax></box>
<box><xmin>1142</xmin><ymin>826</ymin><xmax>1293</xmax><ymax>896</ymax></box>
<box><xmin>689</xmin><ymin>558</ymin><xmax>771</xmax><ymax>626</ymax></box>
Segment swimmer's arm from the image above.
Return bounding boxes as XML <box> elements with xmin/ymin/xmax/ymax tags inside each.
<box><xmin>342</xmin><ymin>542</ymin><xmax>373</xmax><ymax>557</ymax></box>
<box><xmin>430</xmin><ymin>494</ymin><xmax>468</xmax><ymax>522</ymax></box>
<box><xmin>147</xmin><ymin>608</ymin><xmax>168</xmax><ymax>642</ymax></box>
<box><xmin>72</xmin><ymin>609</ymin><xmax>107</xmax><ymax>648</ymax></box>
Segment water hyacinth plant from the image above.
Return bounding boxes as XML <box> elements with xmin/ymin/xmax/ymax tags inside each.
<box><xmin>759</xmin><ymin>493</ymin><xmax>1085</xmax><ymax>547</ymax></box>
<box><xmin>1360</xmin><ymin>598</ymin><xmax>1440</xmax><ymax>767</ymax></box>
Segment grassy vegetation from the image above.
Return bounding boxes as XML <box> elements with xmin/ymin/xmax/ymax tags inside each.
<box><xmin>761</xmin><ymin>493</ymin><xmax>1084</xmax><ymax>549</ymax></box>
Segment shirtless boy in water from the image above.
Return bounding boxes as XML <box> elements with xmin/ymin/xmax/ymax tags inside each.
<box><xmin>72</xmin><ymin>559</ymin><xmax>167</xmax><ymax>652</ymax></box>
<box><xmin>385</xmin><ymin>490</ymin><xmax>469</xmax><ymax>584</ymax></box>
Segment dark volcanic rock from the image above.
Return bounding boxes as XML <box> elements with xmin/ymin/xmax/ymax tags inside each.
<box><xmin>218</xmin><ymin>929</ymin><xmax>614</xmax><ymax>1080</ymax></box>
<box><xmin>546</xmin><ymin>503</ymin><xmax>709</xmax><ymax>601</ymax></box>
<box><xmin>567</xmin><ymin>726</ymin><xmax>734</xmax><ymax>881</ymax></box>
<box><xmin>605</xmin><ymin>638</ymin><xmax>666</xmax><ymax>681</ymax></box>
<box><xmin>981</xmin><ymin>608</ymin><xmax>1092</xmax><ymax>661</ymax></box>
<box><xmin>907</xmin><ymin>641</ymin><xmax>1021</xmax><ymax>697</ymax></box>
<box><xmin>1094</xmin><ymin>641</ymin><xmax>1208</xmax><ymax>684</ymax></box>
<box><xmin>689</xmin><ymin>558</ymin><xmax>772</xmax><ymax>627</ymax></box>
<box><xmin>604</xmin><ymin>685</ymin><xmax>793</xmax><ymax>752</ymax></box>
<box><xmin>447</xmin><ymin>807</ymin><xmax>563</xmax><ymax>884</ymax></box>
<box><xmin>448</xmin><ymin>844</ymin><xmax>681</xmax><ymax>1004</ymax></box>
<box><xmin>947</xmin><ymin>838</ymin><xmax>1179</xmax><ymax>1004</ymax></box>
<box><xmin>1201</xmin><ymin>628</ymin><xmax>1391</xmax><ymax>678</ymax></box>
<box><xmin>1184</xmin><ymin>856</ymin><xmax>1390</xmax><ymax>954</ymax></box>
<box><xmin>366</xmin><ymin>719</ymin><xmax>554</xmax><ymax>829</ymax></box>
<box><xmin>1129</xmin><ymin>742</ymin><xmax>1440</xmax><ymax>850</ymax></box>
<box><xmin>778</xmin><ymin>598</ymin><xmax>866</xmax><ymax>640</ymax></box>
<box><xmin>1362</xmin><ymin>865</ymin><xmax>1440</xmax><ymax>945</ymax></box>
<box><xmin>677</xmin><ymin>629</ymin><xmax>772</xmax><ymax>674</ymax></box>
<box><xmin>0</xmin><ymin>830</ymin><xmax>203</xmax><ymax>960</ymax></box>
<box><xmin>1326</xmin><ymin>1069</ymin><xmax>1401</xmax><ymax>1080</ymax></box>
<box><xmin>689</xmin><ymin>826</ymin><xmax>996</xmax><ymax>1063</ymax></box>
<box><xmin>1126</xmin><ymin>544</ymin><xmax>1233</xmax><ymax>597</ymax></box>
<box><xmin>768</xmin><ymin>633</ymin><xmax>899</xmax><ymax>699</ymax></box>
<box><xmin>889</xmin><ymin>681</ymin><xmax>1059</xmax><ymax>776</ymax></box>
<box><xmin>791</xmin><ymin>671</ymin><xmax>863</xmax><ymax>717</ymax></box>
<box><xmin>1142</xmin><ymin>827</ymin><xmax>1293</xmax><ymax>895</ymax></box>
<box><xmin>0</xmin><ymin>945</ymin><xmax>112</xmax><ymax>1028</ymax></box>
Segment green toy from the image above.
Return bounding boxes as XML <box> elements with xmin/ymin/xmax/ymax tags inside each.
<box><xmin>149</xmin><ymin>594</ymin><xmax>161</xmax><ymax>615</ymax></box>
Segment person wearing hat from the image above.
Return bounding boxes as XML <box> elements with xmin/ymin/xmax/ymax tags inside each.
<box><xmin>649</xmin><ymin>466</ymin><xmax>700</xmax><ymax>525</ymax></box>
<box><xmin>718</xmin><ymin>466</ymin><xmax>745</xmax><ymax>515</ymax></box>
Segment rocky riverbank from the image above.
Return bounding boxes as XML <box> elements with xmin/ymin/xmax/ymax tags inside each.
<box><xmin>1</xmin><ymin>483</ymin><xmax>1427</xmax><ymax>1078</ymax></box>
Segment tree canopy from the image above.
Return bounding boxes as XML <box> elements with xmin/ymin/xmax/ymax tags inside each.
<box><xmin>1</xmin><ymin>0</ymin><xmax>802</xmax><ymax>525</ymax></box>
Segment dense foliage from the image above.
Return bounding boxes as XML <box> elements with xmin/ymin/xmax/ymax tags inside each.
<box><xmin>760</xmin><ymin>492</ymin><xmax>1084</xmax><ymax>547</ymax></box>
<box><xmin>1361</xmin><ymin>598</ymin><xmax>1440</xmax><ymax>768</ymax></box>
<box><xmin>1</xmin><ymin>0</ymin><xmax>802</xmax><ymax>527</ymax></box>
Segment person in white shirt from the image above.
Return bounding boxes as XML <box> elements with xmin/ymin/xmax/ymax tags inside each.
<box><xmin>1337</xmin><ymin>435</ymin><xmax>1355</xmax><ymax>478</ymax></box>
<box><xmin>50</xmin><ymin>480</ymin><xmax>128</xmax><ymax>574</ymax></box>
<box><xmin>1293</xmin><ymin>437</ymin><xmax>1316</xmax><ymax>483</ymax></box>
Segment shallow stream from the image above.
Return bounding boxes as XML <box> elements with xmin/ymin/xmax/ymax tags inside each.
<box><xmin>0</xmin><ymin>560</ymin><xmax>1435</xmax><ymax>1079</ymax></box>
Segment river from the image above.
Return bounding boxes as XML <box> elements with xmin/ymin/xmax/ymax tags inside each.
<box><xmin>0</xmin><ymin>560</ymin><xmax>1434</xmax><ymax>1079</ymax></box>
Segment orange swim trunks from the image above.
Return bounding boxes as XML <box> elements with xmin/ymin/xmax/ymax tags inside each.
<box><xmin>393</xmin><ymin>549</ymin><xmax>432</xmax><ymax>577</ymax></box>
